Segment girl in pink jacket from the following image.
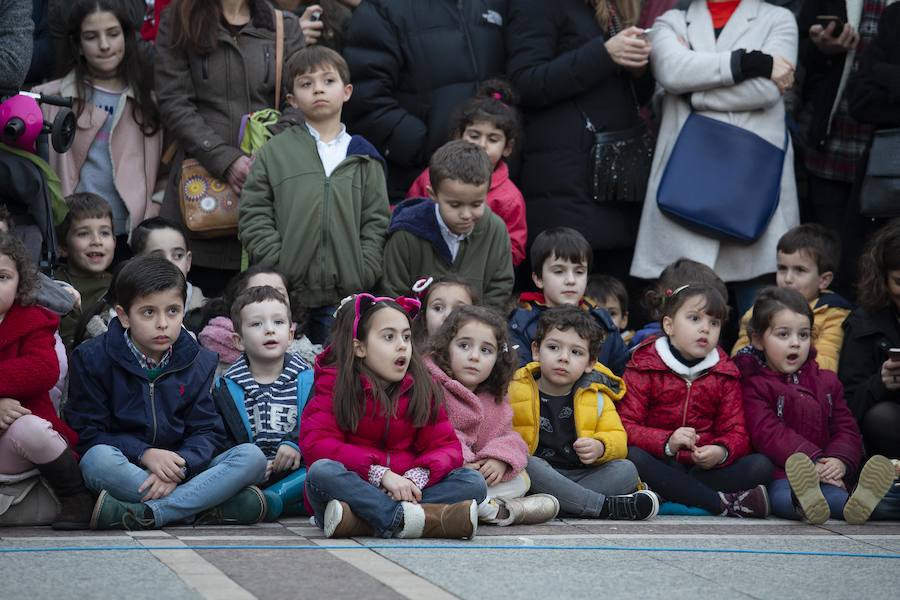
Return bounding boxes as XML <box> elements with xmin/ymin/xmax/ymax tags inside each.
<box><xmin>299</xmin><ymin>294</ymin><xmax>486</xmax><ymax>539</ymax></box>
<box><xmin>427</xmin><ymin>305</ymin><xmax>560</xmax><ymax>525</ymax></box>
<box><xmin>736</xmin><ymin>287</ymin><xmax>895</xmax><ymax>525</ymax></box>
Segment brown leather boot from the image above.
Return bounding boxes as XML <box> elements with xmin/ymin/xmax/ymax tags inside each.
<box><xmin>324</xmin><ymin>500</ymin><xmax>374</xmax><ymax>538</ymax></box>
<box><xmin>37</xmin><ymin>451</ymin><xmax>95</xmax><ymax>530</ymax></box>
<box><xmin>419</xmin><ymin>500</ymin><xmax>478</xmax><ymax>540</ymax></box>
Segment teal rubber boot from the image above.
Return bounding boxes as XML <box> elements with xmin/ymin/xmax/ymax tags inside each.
<box><xmin>262</xmin><ymin>468</ymin><xmax>307</xmax><ymax>521</ymax></box>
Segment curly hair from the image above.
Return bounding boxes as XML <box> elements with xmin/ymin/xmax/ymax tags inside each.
<box><xmin>0</xmin><ymin>233</ymin><xmax>39</xmax><ymax>307</ymax></box>
<box><xmin>857</xmin><ymin>218</ymin><xmax>900</xmax><ymax>313</ymax></box>
<box><xmin>429</xmin><ymin>305</ymin><xmax>516</xmax><ymax>401</ymax></box>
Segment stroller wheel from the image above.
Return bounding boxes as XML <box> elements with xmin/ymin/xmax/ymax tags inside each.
<box><xmin>51</xmin><ymin>108</ymin><xmax>76</xmax><ymax>154</ymax></box>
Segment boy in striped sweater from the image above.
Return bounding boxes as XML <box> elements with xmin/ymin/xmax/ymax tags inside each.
<box><xmin>213</xmin><ymin>285</ymin><xmax>314</xmax><ymax>520</ymax></box>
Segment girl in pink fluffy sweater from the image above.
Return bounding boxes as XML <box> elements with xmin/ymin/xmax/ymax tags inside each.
<box><xmin>427</xmin><ymin>305</ymin><xmax>560</xmax><ymax>525</ymax></box>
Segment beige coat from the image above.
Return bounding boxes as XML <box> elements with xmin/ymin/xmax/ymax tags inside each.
<box><xmin>630</xmin><ymin>0</ymin><xmax>800</xmax><ymax>282</ymax></box>
<box><xmin>33</xmin><ymin>72</ymin><xmax>162</xmax><ymax>233</ymax></box>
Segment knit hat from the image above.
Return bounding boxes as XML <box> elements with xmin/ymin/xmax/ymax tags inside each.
<box><xmin>198</xmin><ymin>316</ymin><xmax>241</xmax><ymax>364</ymax></box>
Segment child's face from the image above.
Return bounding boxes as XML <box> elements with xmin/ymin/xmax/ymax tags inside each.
<box><xmin>752</xmin><ymin>308</ymin><xmax>811</xmax><ymax>375</ymax></box>
<box><xmin>141</xmin><ymin>228</ymin><xmax>192</xmax><ymax>278</ymax></box>
<box><xmin>597</xmin><ymin>295</ymin><xmax>628</xmax><ymax>331</ymax></box>
<box><xmin>429</xmin><ymin>179</ymin><xmax>488</xmax><ymax>236</ymax></box>
<box><xmin>888</xmin><ymin>269</ymin><xmax>900</xmax><ymax>313</ymax></box>
<box><xmin>287</xmin><ymin>66</ymin><xmax>352</xmax><ymax>123</ymax></box>
<box><xmin>61</xmin><ymin>216</ymin><xmax>115</xmax><ymax>275</ymax></box>
<box><xmin>461</xmin><ymin>121</ymin><xmax>510</xmax><ymax>169</ymax></box>
<box><xmin>354</xmin><ymin>307</ymin><xmax>412</xmax><ymax>383</ymax></box>
<box><xmin>246</xmin><ymin>273</ymin><xmax>290</xmax><ymax>302</ymax></box>
<box><xmin>425</xmin><ymin>283</ymin><xmax>473</xmax><ymax>337</ymax></box>
<box><xmin>776</xmin><ymin>250</ymin><xmax>830</xmax><ymax>303</ymax></box>
<box><xmin>448</xmin><ymin>319</ymin><xmax>498</xmax><ymax>391</ymax></box>
<box><xmin>0</xmin><ymin>253</ymin><xmax>19</xmax><ymax>321</ymax></box>
<box><xmin>116</xmin><ymin>288</ymin><xmax>185</xmax><ymax>362</ymax></box>
<box><xmin>531</xmin><ymin>327</ymin><xmax>594</xmax><ymax>396</ymax></box>
<box><xmin>235</xmin><ymin>300</ymin><xmax>295</xmax><ymax>364</ymax></box>
<box><xmin>663</xmin><ymin>295</ymin><xmax>722</xmax><ymax>360</ymax></box>
<box><xmin>80</xmin><ymin>11</ymin><xmax>125</xmax><ymax>80</ymax></box>
<box><xmin>534</xmin><ymin>254</ymin><xmax>588</xmax><ymax>307</ymax></box>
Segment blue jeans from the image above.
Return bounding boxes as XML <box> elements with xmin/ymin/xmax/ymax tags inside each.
<box><xmin>771</xmin><ymin>478</ymin><xmax>900</xmax><ymax>521</ymax></box>
<box><xmin>304</xmin><ymin>459</ymin><xmax>487</xmax><ymax>538</ymax></box>
<box><xmin>80</xmin><ymin>443</ymin><xmax>267</xmax><ymax>527</ymax></box>
<box><xmin>306</xmin><ymin>305</ymin><xmax>337</xmax><ymax>346</ymax></box>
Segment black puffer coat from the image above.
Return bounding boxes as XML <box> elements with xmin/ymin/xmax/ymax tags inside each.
<box><xmin>342</xmin><ymin>0</ymin><xmax>508</xmax><ymax>199</ymax></box>
<box><xmin>838</xmin><ymin>306</ymin><xmax>900</xmax><ymax>423</ymax></box>
<box><xmin>506</xmin><ymin>0</ymin><xmax>654</xmax><ymax>251</ymax></box>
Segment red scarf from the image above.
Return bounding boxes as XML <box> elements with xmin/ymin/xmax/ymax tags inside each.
<box><xmin>708</xmin><ymin>0</ymin><xmax>742</xmax><ymax>29</ymax></box>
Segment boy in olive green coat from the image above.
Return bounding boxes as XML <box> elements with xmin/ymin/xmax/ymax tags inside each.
<box><xmin>380</xmin><ymin>141</ymin><xmax>514</xmax><ymax>310</ymax></box>
<box><xmin>239</xmin><ymin>46</ymin><xmax>390</xmax><ymax>344</ymax></box>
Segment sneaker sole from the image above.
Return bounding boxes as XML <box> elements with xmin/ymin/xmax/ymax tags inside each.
<box><xmin>640</xmin><ymin>490</ymin><xmax>660</xmax><ymax>520</ymax></box>
<box><xmin>466</xmin><ymin>499</ymin><xmax>478</xmax><ymax>540</ymax></box>
<box><xmin>323</xmin><ymin>499</ymin><xmax>343</xmax><ymax>538</ymax></box>
<box><xmin>89</xmin><ymin>490</ymin><xmax>109</xmax><ymax>530</ymax></box>
<box><xmin>786</xmin><ymin>454</ymin><xmax>829</xmax><ymax>525</ymax></box>
<box><xmin>246</xmin><ymin>485</ymin><xmax>267</xmax><ymax>524</ymax></box>
<box><xmin>844</xmin><ymin>455</ymin><xmax>895</xmax><ymax>525</ymax></box>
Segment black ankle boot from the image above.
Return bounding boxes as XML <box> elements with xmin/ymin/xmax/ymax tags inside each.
<box><xmin>37</xmin><ymin>451</ymin><xmax>95</xmax><ymax>530</ymax></box>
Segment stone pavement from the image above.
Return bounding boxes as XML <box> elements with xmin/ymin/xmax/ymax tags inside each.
<box><xmin>3</xmin><ymin>516</ymin><xmax>900</xmax><ymax>600</ymax></box>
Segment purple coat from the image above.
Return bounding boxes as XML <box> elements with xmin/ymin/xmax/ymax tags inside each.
<box><xmin>735</xmin><ymin>348</ymin><xmax>863</xmax><ymax>481</ymax></box>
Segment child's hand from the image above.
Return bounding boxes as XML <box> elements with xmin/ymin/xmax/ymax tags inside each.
<box><xmin>668</xmin><ymin>427</ymin><xmax>698</xmax><ymax>452</ymax></box>
<box><xmin>479</xmin><ymin>459</ymin><xmax>508</xmax><ymax>486</ymax></box>
<box><xmin>816</xmin><ymin>457</ymin><xmax>846</xmax><ymax>482</ymax></box>
<box><xmin>141</xmin><ymin>448</ymin><xmax>186</xmax><ymax>483</ymax></box>
<box><xmin>381</xmin><ymin>471</ymin><xmax>423</xmax><ymax>503</ymax></box>
<box><xmin>139</xmin><ymin>473</ymin><xmax>178</xmax><ymax>501</ymax></box>
<box><xmin>272</xmin><ymin>445</ymin><xmax>302</xmax><ymax>472</ymax></box>
<box><xmin>0</xmin><ymin>398</ymin><xmax>31</xmax><ymax>430</ymax></box>
<box><xmin>464</xmin><ymin>460</ymin><xmax>485</xmax><ymax>470</ymax></box>
<box><xmin>573</xmin><ymin>438</ymin><xmax>605</xmax><ymax>464</ymax></box>
<box><xmin>691</xmin><ymin>445</ymin><xmax>726</xmax><ymax>470</ymax></box>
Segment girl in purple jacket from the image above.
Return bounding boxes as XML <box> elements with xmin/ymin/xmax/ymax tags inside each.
<box><xmin>736</xmin><ymin>287</ymin><xmax>895</xmax><ymax>524</ymax></box>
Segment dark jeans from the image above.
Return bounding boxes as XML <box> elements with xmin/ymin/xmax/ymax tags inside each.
<box><xmin>306</xmin><ymin>305</ymin><xmax>337</xmax><ymax>346</ymax></box>
<box><xmin>627</xmin><ymin>446</ymin><xmax>774</xmax><ymax>513</ymax></box>
<box><xmin>304</xmin><ymin>459</ymin><xmax>487</xmax><ymax>538</ymax></box>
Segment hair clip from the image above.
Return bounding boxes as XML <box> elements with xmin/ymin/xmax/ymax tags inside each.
<box><xmin>334</xmin><ymin>295</ymin><xmax>355</xmax><ymax>318</ymax></box>
<box><xmin>665</xmin><ymin>284</ymin><xmax>690</xmax><ymax>299</ymax></box>
<box><xmin>352</xmin><ymin>293</ymin><xmax>422</xmax><ymax>339</ymax></box>
<box><xmin>501</xmin><ymin>342</ymin><xmax>509</xmax><ymax>353</ymax></box>
<box><xmin>411</xmin><ymin>276</ymin><xmax>434</xmax><ymax>301</ymax></box>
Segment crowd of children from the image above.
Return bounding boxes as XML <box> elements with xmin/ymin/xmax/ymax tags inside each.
<box><xmin>1</xmin><ymin>13</ymin><xmax>898</xmax><ymax>538</ymax></box>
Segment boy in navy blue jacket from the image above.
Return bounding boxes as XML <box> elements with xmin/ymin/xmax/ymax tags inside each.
<box><xmin>65</xmin><ymin>255</ymin><xmax>267</xmax><ymax>530</ymax></box>
<box><xmin>213</xmin><ymin>285</ymin><xmax>314</xmax><ymax>521</ymax></box>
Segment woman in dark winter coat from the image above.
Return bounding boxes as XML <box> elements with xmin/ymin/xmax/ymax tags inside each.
<box><xmin>848</xmin><ymin>2</ymin><xmax>900</xmax><ymax>128</ymax></box>
<box><xmin>838</xmin><ymin>219</ymin><xmax>900</xmax><ymax>459</ymax></box>
<box><xmin>154</xmin><ymin>0</ymin><xmax>303</xmax><ymax>294</ymax></box>
<box><xmin>505</xmin><ymin>0</ymin><xmax>654</xmax><ymax>279</ymax></box>
<box><xmin>342</xmin><ymin>0</ymin><xmax>508</xmax><ymax>200</ymax></box>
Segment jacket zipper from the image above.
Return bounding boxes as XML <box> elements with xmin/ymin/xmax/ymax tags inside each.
<box><xmin>263</xmin><ymin>47</ymin><xmax>271</xmax><ymax>83</ymax></box>
<box><xmin>149</xmin><ymin>382</ymin><xmax>158</xmax><ymax>444</ymax></box>
<box><xmin>320</xmin><ymin>177</ymin><xmax>331</xmax><ymax>290</ymax></box>
<box><xmin>826</xmin><ymin>393</ymin><xmax>833</xmax><ymax>418</ymax></box>
<box><xmin>382</xmin><ymin>417</ymin><xmax>391</xmax><ymax>470</ymax></box>
<box><xmin>202</xmin><ymin>56</ymin><xmax>209</xmax><ymax>80</ymax></box>
<box><xmin>681</xmin><ymin>379</ymin><xmax>693</xmax><ymax>425</ymax></box>
<box><xmin>776</xmin><ymin>395</ymin><xmax>784</xmax><ymax>419</ymax></box>
<box><xmin>457</xmin><ymin>0</ymin><xmax>479</xmax><ymax>82</ymax></box>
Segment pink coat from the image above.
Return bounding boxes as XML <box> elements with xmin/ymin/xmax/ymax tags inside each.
<box><xmin>407</xmin><ymin>160</ymin><xmax>527</xmax><ymax>266</ymax></box>
<box><xmin>426</xmin><ymin>359</ymin><xmax>528</xmax><ymax>481</ymax></box>
<box><xmin>33</xmin><ymin>72</ymin><xmax>162</xmax><ymax>233</ymax></box>
<box><xmin>299</xmin><ymin>349</ymin><xmax>463</xmax><ymax>486</ymax></box>
<box><xmin>735</xmin><ymin>349</ymin><xmax>862</xmax><ymax>481</ymax></box>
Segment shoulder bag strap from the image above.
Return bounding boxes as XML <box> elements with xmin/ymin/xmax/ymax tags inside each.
<box><xmin>275</xmin><ymin>9</ymin><xmax>284</xmax><ymax>109</ymax></box>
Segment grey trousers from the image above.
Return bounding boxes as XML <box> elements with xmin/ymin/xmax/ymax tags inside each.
<box><xmin>526</xmin><ymin>455</ymin><xmax>639</xmax><ymax>518</ymax></box>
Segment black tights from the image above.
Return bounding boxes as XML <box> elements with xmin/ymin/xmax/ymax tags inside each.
<box><xmin>862</xmin><ymin>402</ymin><xmax>900</xmax><ymax>458</ymax></box>
<box><xmin>627</xmin><ymin>446</ymin><xmax>774</xmax><ymax>513</ymax></box>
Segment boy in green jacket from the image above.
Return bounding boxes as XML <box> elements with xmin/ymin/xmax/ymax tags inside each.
<box><xmin>380</xmin><ymin>140</ymin><xmax>514</xmax><ymax>310</ymax></box>
<box><xmin>239</xmin><ymin>46</ymin><xmax>390</xmax><ymax>345</ymax></box>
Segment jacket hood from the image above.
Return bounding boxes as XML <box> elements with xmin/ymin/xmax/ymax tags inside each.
<box><xmin>514</xmin><ymin>293</ymin><xmax>617</xmax><ymax>332</ymax></box>
<box><xmin>0</xmin><ymin>304</ymin><xmax>59</xmax><ymax>350</ymax></box>
<box><xmin>734</xmin><ymin>344</ymin><xmax>820</xmax><ymax>382</ymax></box>
<box><xmin>815</xmin><ymin>290</ymin><xmax>853</xmax><ymax>311</ymax></box>
<box><xmin>269</xmin><ymin>111</ymin><xmax>387</xmax><ymax>167</ymax></box>
<box><xmin>425</xmin><ymin>357</ymin><xmax>488</xmax><ymax>409</ymax></box>
<box><xmin>388</xmin><ymin>198</ymin><xmax>453</xmax><ymax>264</ymax></box>
<box><xmin>629</xmin><ymin>336</ymin><xmax>739</xmax><ymax>379</ymax></box>
<box><xmin>518</xmin><ymin>360</ymin><xmax>626</xmax><ymax>401</ymax></box>
<box><xmin>104</xmin><ymin>316</ymin><xmax>202</xmax><ymax>377</ymax></box>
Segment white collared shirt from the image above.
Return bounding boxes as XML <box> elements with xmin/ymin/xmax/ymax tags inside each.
<box><xmin>434</xmin><ymin>204</ymin><xmax>469</xmax><ymax>262</ymax></box>
<box><xmin>306</xmin><ymin>123</ymin><xmax>352</xmax><ymax>177</ymax></box>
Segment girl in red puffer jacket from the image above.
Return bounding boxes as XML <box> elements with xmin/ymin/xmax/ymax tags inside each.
<box><xmin>736</xmin><ymin>287</ymin><xmax>895</xmax><ymax>525</ymax></box>
<box><xmin>619</xmin><ymin>283</ymin><xmax>773</xmax><ymax>518</ymax></box>
<box><xmin>299</xmin><ymin>294</ymin><xmax>487</xmax><ymax>539</ymax></box>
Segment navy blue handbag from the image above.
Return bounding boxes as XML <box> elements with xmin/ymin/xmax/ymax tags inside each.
<box><xmin>657</xmin><ymin>113</ymin><xmax>789</xmax><ymax>243</ymax></box>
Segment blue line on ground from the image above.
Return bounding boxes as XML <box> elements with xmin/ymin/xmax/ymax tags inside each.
<box><xmin>0</xmin><ymin>544</ymin><xmax>898</xmax><ymax>559</ymax></box>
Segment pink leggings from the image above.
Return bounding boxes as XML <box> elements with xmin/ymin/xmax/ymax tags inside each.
<box><xmin>0</xmin><ymin>415</ymin><xmax>69</xmax><ymax>475</ymax></box>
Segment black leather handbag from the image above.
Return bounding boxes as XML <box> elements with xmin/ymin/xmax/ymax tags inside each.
<box><xmin>860</xmin><ymin>128</ymin><xmax>900</xmax><ymax>218</ymax></box>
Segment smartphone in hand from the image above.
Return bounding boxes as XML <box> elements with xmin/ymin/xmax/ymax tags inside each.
<box><xmin>816</xmin><ymin>15</ymin><xmax>845</xmax><ymax>37</ymax></box>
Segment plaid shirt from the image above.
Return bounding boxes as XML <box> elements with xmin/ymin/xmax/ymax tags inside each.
<box><xmin>800</xmin><ymin>0</ymin><xmax>886</xmax><ymax>182</ymax></box>
<box><xmin>124</xmin><ymin>330</ymin><xmax>172</xmax><ymax>372</ymax></box>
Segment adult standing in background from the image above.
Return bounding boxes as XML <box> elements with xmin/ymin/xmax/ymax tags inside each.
<box><xmin>273</xmin><ymin>0</ymin><xmax>359</xmax><ymax>52</ymax></box>
<box><xmin>629</xmin><ymin>0</ymin><xmax>799</xmax><ymax>315</ymax></box>
<box><xmin>342</xmin><ymin>0</ymin><xmax>508</xmax><ymax>201</ymax></box>
<box><xmin>0</xmin><ymin>0</ymin><xmax>35</xmax><ymax>90</ymax></box>
<box><xmin>506</xmin><ymin>0</ymin><xmax>654</xmax><ymax>284</ymax></box>
<box><xmin>154</xmin><ymin>0</ymin><xmax>303</xmax><ymax>295</ymax></box>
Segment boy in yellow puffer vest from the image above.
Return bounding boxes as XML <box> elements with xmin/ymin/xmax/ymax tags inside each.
<box><xmin>509</xmin><ymin>306</ymin><xmax>659</xmax><ymax>520</ymax></box>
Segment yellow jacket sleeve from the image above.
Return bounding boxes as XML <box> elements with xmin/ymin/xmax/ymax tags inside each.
<box><xmin>813</xmin><ymin>306</ymin><xmax>850</xmax><ymax>373</ymax></box>
<box><xmin>731</xmin><ymin>307</ymin><xmax>753</xmax><ymax>356</ymax></box>
<box><xmin>592</xmin><ymin>393</ymin><xmax>628</xmax><ymax>463</ymax></box>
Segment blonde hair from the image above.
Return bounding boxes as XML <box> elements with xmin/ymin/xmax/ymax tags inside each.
<box><xmin>589</xmin><ymin>0</ymin><xmax>641</xmax><ymax>32</ymax></box>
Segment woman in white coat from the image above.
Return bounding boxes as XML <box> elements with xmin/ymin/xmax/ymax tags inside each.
<box><xmin>630</xmin><ymin>0</ymin><xmax>799</xmax><ymax>314</ymax></box>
